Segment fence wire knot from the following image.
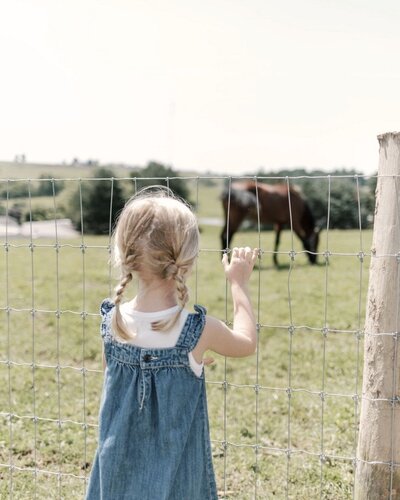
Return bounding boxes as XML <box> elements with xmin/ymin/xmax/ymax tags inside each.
<box><xmin>355</xmin><ymin>330</ymin><xmax>363</xmax><ymax>341</ymax></box>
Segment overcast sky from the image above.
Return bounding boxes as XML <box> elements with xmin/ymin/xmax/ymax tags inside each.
<box><xmin>1</xmin><ymin>0</ymin><xmax>399</xmax><ymax>174</ymax></box>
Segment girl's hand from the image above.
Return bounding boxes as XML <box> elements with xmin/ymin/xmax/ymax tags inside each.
<box><xmin>222</xmin><ymin>247</ymin><xmax>259</xmax><ymax>286</ymax></box>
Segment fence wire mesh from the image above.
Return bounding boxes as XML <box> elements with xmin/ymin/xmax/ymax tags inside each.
<box><xmin>0</xmin><ymin>174</ymin><xmax>398</xmax><ymax>499</ymax></box>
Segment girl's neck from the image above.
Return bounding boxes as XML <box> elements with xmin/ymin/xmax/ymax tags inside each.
<box><xmin>130</xmin><ymin>278</ymin><xmax>177</xmax><ymax>312</ymax></box>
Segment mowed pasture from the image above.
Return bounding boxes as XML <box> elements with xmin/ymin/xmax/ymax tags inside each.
<box><xmin>0</xmin><ymin>172</ymin><xmax>373</xmax><ymax>499</ymax></box>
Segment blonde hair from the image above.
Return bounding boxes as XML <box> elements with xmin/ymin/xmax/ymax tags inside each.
<box><xmin>111</xmin><ymin>187</ymin><xmax>199</xmax><ymax>340</ymax></box>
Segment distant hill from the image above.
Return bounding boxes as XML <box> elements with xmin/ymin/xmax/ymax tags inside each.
<box><xmin>0</xmin><ymin>160</ymin><xmax>140</xmax><ymax>179</ymax></box>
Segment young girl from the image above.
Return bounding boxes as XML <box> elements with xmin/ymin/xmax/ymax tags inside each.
<box><xmin>86</xmin><ymin>187</ymin><xmax>259</xmax><ymax>500</ymax></box>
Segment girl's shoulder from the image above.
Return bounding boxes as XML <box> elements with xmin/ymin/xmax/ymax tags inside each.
<box><xmin>193</xmin><ymin>304</ymin><xmax>207</xmax><ymax>316</ymax></box>
<box><xmin>100</xmin><ymin>298</ymin><xmax>115</xmax><ymax>317</ymax></box>
<box><xmin>99</xmin><ymin>299</ymin><xmax>115</xmax><ymax>342</ymax></box>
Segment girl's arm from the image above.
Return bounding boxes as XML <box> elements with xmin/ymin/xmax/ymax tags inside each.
<box><xmin>192</xmin><ymin>247</ymin><xmax>259</xmax><ymax>362</ymax></box>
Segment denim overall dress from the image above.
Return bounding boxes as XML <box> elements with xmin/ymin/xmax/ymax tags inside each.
<box><xmin>86</xmin><ymin>299</ymin><xmax>218</xmax><ymax>500</ymax></box>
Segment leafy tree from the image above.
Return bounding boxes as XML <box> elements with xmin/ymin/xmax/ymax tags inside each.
<box><xmin>67</xmin><ymin>168</ymin><xmax>125</xmax><ymax>234</ymax></box>
<box><xmin>0</xmin><ymin>181</ymin><xmax>30</xmax><ymax>199</ymax></box>
<box><xmin>36</xmin><ymin>174</ymin><xmax>65</xmax><ymax>197</ymax></box>
<box><xmin>130</xmin><ymin>161</ymin><xmax>191</xmax><ymax>202</ymax></box>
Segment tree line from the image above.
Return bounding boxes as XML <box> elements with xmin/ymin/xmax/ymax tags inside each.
<box><xmin>71</xmin><ymin>164</ymin><xmax>376</xmax><ymax>234</ymax></box>
<box><xmin>0</xmin><ymin>162</ymin><xmax>376</xmax><ymax>232</ymax></box>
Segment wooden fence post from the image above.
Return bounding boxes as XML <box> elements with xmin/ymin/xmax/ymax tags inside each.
<box><xmin>355</xmin><ymin>132</ymin><xmax>400</xmax><ymax>499</ymax></box>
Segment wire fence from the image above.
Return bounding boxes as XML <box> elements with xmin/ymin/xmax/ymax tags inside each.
<box><xmin>0</xmin><ymin>173</ymin><xmax>397</xmax><ymax>499</ymax></box>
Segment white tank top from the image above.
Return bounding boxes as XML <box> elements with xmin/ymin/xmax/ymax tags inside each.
<box><xmin>118</xmin><ymin>303</ymin><xmax>203</xmax><ymax>377</ymax></box>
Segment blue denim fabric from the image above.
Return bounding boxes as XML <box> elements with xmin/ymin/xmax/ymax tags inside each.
<box><xmin>85</xmin><ymin>299</ymin><xmax>218</xmax><ymax>500</ymax></box>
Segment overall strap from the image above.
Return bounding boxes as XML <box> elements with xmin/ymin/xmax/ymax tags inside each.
<box><xmin>175</xmin><ymin>304</ymin><xmax>207</xmax><ymax>351</ymax></box>
<box><xmin>99</xmin><ymin>298</ymin><xmax>115</xmax><ymax>343</ymax></box>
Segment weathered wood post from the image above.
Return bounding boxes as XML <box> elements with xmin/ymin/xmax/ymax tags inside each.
<box><xmin>355</xmin><ymin>132</ymin><xmax>400</xmax><ymax>499</ymax></box>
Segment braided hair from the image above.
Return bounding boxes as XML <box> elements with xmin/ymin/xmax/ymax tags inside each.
<box><xmin>111</xmin><ymin>187</ymin><xmax>199</xmax><ymax>340</ymax></box>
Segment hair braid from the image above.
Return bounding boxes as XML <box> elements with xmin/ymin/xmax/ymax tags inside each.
<box><xmin>151</xmin><ymin>267</ymin><xmax>188</xmax><ymax>332</ymax></box>
<box><xmin>112</xmin><ymin>272</ymin><xmax>133</xmax><ymax>340</ymax></box>
<box><xmin>175</xmin><ymin>272</ymin><xmax>189</xmax><ymax>309</ymax></box>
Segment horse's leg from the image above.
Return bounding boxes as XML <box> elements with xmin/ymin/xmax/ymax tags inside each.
<box><xmin>221</xmin><ymin>207</ymin><xmax>247</xmax><ymax>251</ymax></box>
<box><xmin>273</xmin><ymin>224</ymin><xmax>282</xmax><ymax>267</ymax></box>
<box><xmin>221</xmin><ymin>223</ymin><xmax>228</xmax><ymax>250</ymax></box>
<box><xmin>292</xmin><ymin>221</ymin><xmax>313</xmax><ymax>263</ymax></box>
<box><xmin>221</xmin><ymin>200</ymin><xmax>229</xmax><ymax>249</ymax></box>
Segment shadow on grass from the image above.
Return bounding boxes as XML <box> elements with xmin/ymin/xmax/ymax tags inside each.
<box><xmin>255</xmin><ymin>260</ymin><xmax>327</xmax><ymax>271</ymax></box>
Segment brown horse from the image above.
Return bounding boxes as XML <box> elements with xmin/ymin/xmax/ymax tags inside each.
<box><xmin>221</xmin><ymin>181</ymin><xmax>320</xmax><ymax>265</ymax></box>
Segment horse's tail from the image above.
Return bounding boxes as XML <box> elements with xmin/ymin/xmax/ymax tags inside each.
<box><xmin>221</xmin><ymin>186</ymin><xmax>257</xmax><ymax>210</ymax></box>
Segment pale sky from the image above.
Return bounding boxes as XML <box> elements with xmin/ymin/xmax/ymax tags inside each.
<box><xmin>1</xmin><ymin>0</ymin><xmax>399</xmax><ymax>174</ymax></box>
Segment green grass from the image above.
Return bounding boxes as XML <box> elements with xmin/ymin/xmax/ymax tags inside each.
<box><xmin>0</xmin><ymin>221</ymin><xmax>372</xmax><ymax>499</ymax></box>
<box><xmin>0</xmin><ymin>164</ymin><xmax>372</xmax><ymax>498</ymax></box>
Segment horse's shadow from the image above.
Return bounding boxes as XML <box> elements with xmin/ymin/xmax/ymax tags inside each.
<box><xmin>255</xmin><ymin>259</ymin><xmax>326</xmax><ymax>271</ymax></box>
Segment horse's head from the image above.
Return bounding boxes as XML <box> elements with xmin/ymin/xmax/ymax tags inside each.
<box><xmin>306</xmin><ymin>227</ymin><xmax>321</xmax><ymax>264</ymax></box>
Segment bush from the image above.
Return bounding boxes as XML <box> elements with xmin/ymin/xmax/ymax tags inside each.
<box><xmin>0</xmin><ymin>175</ymin><xmax>65</xmax><ymax>199</ymax></box>
<box><xmin>130</xmin><ymin>161</ymin><xmax>191</xmax><ymax>203</ymax></box>
<box><xmin>36</xmin><ymin>175</ymin><xmax>66</xmax><ymax>197</ymax></box>
<box><xmin>67</xmin><ymin>168</ymin><xmax>126</xmax><ymax>234</ymax></box>
<box><xmin>23</xmin><ymin>205</ymin><xmax>66</xmax><ymax>222</ymax></box>
<box><xmin>0</xmin><ymin>181</ymin><xmax>30</xmax><ymax>199</ymax></box>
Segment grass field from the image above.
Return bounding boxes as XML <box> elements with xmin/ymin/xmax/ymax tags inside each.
<box><xmin>0</xmin><ymin>168</ymin><xmax>373</xmax><ymax>499</ymax></box>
